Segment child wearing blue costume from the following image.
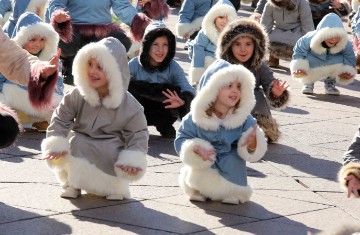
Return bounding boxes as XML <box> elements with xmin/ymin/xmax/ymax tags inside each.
<box><xmin>291</xmin><ymin>13</ymin><xmax>356</xmax><ymax>95</ymax></box>
<box><xmin>175</xmin><ymin>59</ymin><xmax>268</xmax><ymax>204</ymax></box>
<box><xmin>188</xmin><ymin>0</ymin><xmax>237</xmax><ymax>85</ymax></box>
<box><xmin>128</xmin><ymin>21</ymin><xmax>195</xmax><ymax>138</ymax></box>
<box><xmin>0</xmin><ymin>12</ymin><xmax>63</xmax><ymax>131</ymax></box>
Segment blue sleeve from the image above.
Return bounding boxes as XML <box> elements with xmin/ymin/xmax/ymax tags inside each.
<box><xmin>292</xmin><ymin>35</ymin><xmax>311</xmax><ymax>60</ymax></box>
<box><xmin>242</xmin><ymin>115</ymin><xmax>257</xmax><ymax>132</ymax></box>
<box><xmin>111</xmin><ymin>0</ymin><xmax>138</xmax><ymax>25</ymax></box>
<box><xmin>47</xmin><ymin>0</ymin><xmax>68</xmax><ymax>19</ymax></box>
<box><xmin>0</xmin><ymin>0</ymin><xmax>11</xmax><ymax>17</ymax></box>
<box><xmin>191</xmin><ymin>31</ymin><xmax>208</xmax><ymax>68</ymax></box>
<box><xmin>170</xmin><ymin>61</ymin><xmax>196</xmax><ymax>94</ymax></box>
<box><xmin>178</xmin><ymin>0</ymin><xmax>195</xmax><ymax>24</ymax></box>
<box><xmin>343</xmin><ymin>42</ymin><xmax>356</xmax><ymax>67</ymax></box>
<box><xmin>257</xmin><ymin>62</ymin><xmax>276</xmax><ymax>94</ymax></box>
<box><xmin>174</xmin><ymin>114</ymin><xmax>199</xmax><ymax>155</ymax></box>
<box><xmin>128</xmin><ymin>57</ymin><xmax>138</xmax><ymax>81</ymax></box>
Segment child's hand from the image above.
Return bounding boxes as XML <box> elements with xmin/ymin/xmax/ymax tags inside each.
<box><xmin>271</xmin><ymin>80</ymin><xmax>289</xmax><ymax>98</ymax></box>
<box><xmin>193</xmin><ymin>145</ymin><xmax>216</xmax><ymax>162</ymax></box>
<box><xmin>53</xmin><ymin>11</ymin><xmax>71</xmax><ymax>23</ymax></box>
<box><xmin>330</xmin><ymin>0</ymin><xmax>342</xmax><ymax>8</ymax></box>
<box><xmin>292</xmin><ymin>70</ymin><xmax>307</xmax><ymax>78</ymax></box>
<box><xmin>162</xmin><ymin>89</ymin><xmax>185</xmax><ymax>109</ymax></box>
<box><xmin>43</xmin><ymin>151</ymin><xmax>68</xmax><ymax>160</ymax></box>
<box><xmin>139</xmin><ymin>0</ymin><xmax>151</xmax><ymax>6</ymax></box>
<box><xmin>183</xmin><ymin>33</ymin><xmax>190</xmax><ymax>40</ymax></box>
<box><xmin>241</xmin><ymin>125</ymin><xmax>257</xmax><ymax>150</ymax></box>
<box><xmin>338</xmin><ymin>72</ymin><xmax>354</xmax><ymax>80</ymax></box>
<box><xmin>39</xmin><ymin>49</ymin><xmax>61</xmax><ymax>84</ymax></box>
<box><xmin>116</xmin><ymin>164</ymin><xmax>143</xmax><ymax>175</ymax></box>
<box><xmin>345</xmin><ymin>174</ymin><xmax>360</xmax><ymax>198</ymax></box>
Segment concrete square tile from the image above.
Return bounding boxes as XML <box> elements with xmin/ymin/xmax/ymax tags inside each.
<box><xmin>293</xmin><ymin>177</ymin><xmax>342</xmax><ymax>193</ymax></box>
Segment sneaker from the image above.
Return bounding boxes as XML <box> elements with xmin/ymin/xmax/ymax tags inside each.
<box><xmin>189</xmin><ymin>192</ymin><xmax>206</xmax><ymax>202</ymax></box>
<box><xmin>302</xmin><ymin>84</ymin><xmax>314</xmax><ymax>94</ymax></box>
<box><xmin>325</xmin><ymin>86</ymin><xmax>340</xmax><ymax>96</ymax></box>
<box><xmin>61</xmin><ymin>187</ymin><xmax>80</xmax><ymax>199</ymax></box>
<box><xmin>222</xmin><ymin>198</ymin><xmax>239</xmax><ymax>205</ymax></box>
<box><xmin>106</xmin><ymin>194</ymin><xmax>124</xmax><ymax>201</ymax></box>
<box><xmin>32</xmin><ymin>121</ymin><xmax>49</xmax><ymax>132</ymax></box>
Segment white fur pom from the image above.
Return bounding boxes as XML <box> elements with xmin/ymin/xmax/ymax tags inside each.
<box><xmin>237</xmin><ymin>127</ymin><xmax>267</xmax><ymax>162</ymax></box>
<box><xmin>290</xmin><ymin>59</ymin><xmax>310</xmax><ymax>81</ymax></box>
<box><xmin>41</xmin><ymin>136</ymin><xmax>70</xmax><ymax>169</ymax></box>
<box><xmin>180</xmin><ymin>138</ymin><xmax>216</xmax><ymax>169</ymax></box>
<box><xmin>114</xmin><ymin>150</ymin><xmax>147</xmax><ymax>182</ymax></box>
<box><xmin>189</xmin><ymin>67</ymin><xmax>206</xmax><ymax>85</ymax></box>
<box><xmin>335</xmin><ymin>64</ymin><xmax>356</xmax><ymax>85</ymax></box>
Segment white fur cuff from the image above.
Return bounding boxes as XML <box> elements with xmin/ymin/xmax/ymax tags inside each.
<box><xmin>41</xmin><ymin>136</ymin><xmax>70</xmax><ymax>158</ymax></box>
<box><xmin>189</xmin><ymin>67</ymin><xmax>206</xmax><ymax>85</ymax></box>
<box><xmin>237</xmin><ymin>127</ymin><xmax>267</xmax><ymax>162</ymax></box>
<box><xmin>336</xmin><ymin>65</ymin><xmax>356</xmax><ymax>85</ymax></box>
<box><xmin>176</xmin><ymin>17</ymin><xmax>203</xmax><ymax>38</ymax></box>
<box><xmin>180</xmin><ymin>138</ymin><xmax>216</xmax><ymax>169</ymax></box>
<box><xmin>290</xmin><ymin>59</ymin><xmax>310</xmax><ymax>81</ymax></box>
<box><xmin>114</xmin><ymin>150</ymin><xmax>147</xmax><ymax>182</ymax></box>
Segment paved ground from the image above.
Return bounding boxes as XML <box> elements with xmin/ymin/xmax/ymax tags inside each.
<box><xmin>1</xmin><ymin>4</ymin><xmax>360</xmax><ymax>235</ymax></box>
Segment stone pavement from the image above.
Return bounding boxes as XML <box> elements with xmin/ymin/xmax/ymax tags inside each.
<box><xmin>1</xmin><ymin>4</ymin><xmax>360</xmax><ymax>235</ymax></box>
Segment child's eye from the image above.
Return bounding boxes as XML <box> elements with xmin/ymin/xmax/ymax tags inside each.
<box><xmin>41</xmin><ymin>38</ymin><xmax>45</xmax><ymax>41</ymax></box>
<box><xmin>88</xmin><ymin>61</ymin><xmax>92</xmax><ymax>66</ymax></box>
<box><xmin>97</xmin><ymin>65</ymin><xmax>103</xmax><ymax>70</ymax></box>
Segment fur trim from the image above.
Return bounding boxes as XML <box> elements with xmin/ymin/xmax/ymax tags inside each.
<box><xmin>13</xmin><ymin>22</ymin><xmax>59</xmax><ymax>61</ymax></box>
<box><xmin>72</xmin><ymin>39</ymin><xmax>126</xmax><ymax>109</ymax></box>
<box><xmin>140</xmin><ymin>28</ymin><xmax>176</xmax><ymax>72</ymax></box>
<box><xmin>267</xmin><ymin>81</ymin><xmax>291</xmax><ymax>110</ymax></box>
<box><xmin>63</xmin><ymin>156</ymin><xmax>131</xmax><ymax>197</ymax></box>
<box><xmin>142</xmin><ymin>0</ymin><xmax>171</xmax><ymax>19</ymax></box>
<box><xmin>41</xmin><ymin>136</ymin><xmax>70</xmax><ymax>170</ymax></box>
<box><xmin>176</xmin><ymin>17</ymin><xmax>204</xmax><ymax>38</ymax></box>
<box><xmin>2</xmin><ymin>84</ymin><xmax>54</xmax><ymax>121</ymax></box>
<box><xmin>189</xmin><ymin>67</ymin><xmax>206</xmax><ymax>85</ymax></box>
<box><xmin>127</xmin><ymin>41</ymin><xmax>141</xmax><ymax>59</ymax></box>
<box><xmin>338</xmin><ymin>162</ymin><xmax>360</xmax><ymax>192</ymax></box>
<box><xmin>202</xmin><ymin>3</ymin><xmax>237</xmax><ymax>45</ymax></box>
<box><xmin>0</xmin><ymin>11</ymin><xmax>11</xmax><ymax>27</ymax></box>
<box><xmin>310</xmin><ymin>28</ymin><xmax>348</xmax><ymax>55</ymax></box>
<box><xmin>179</xmin><ymin>166</ymin><xmax>253</xmax><ymax>203</ymax></box>
<box><xmin>290</xmin><ymin>59</ymin><xmax>310</xmax><ymax>81</ymax></box>
<box><xmin>269</xmin><ymin>42</ymin><xmax>293</xmax><ymax>61</ymax></box>
<box><xmin>335</xmin><ymin>64</ymin><xmax>356</xmax><ymax>85</ymax></box>
<box><xmin>0</xmin><ymin>103</ymin><xmax>21</xmax><ymax>149</ymax></box>
<box><xmin>217</xmin><ymin>19</ymin><xmax>269</xmax><ymax>71</ymax></box>
<box><xmin>352</xmin><ymin>0</ymin><xmax>360</xmax><ymax>13</ymax></box>
<box><xmin>253</xmin><ymin>113</ymin><xmax>281</xmax><ymax>143</ymax></box>
<box><xmin>50</xmin><ymin>10</ymin><xmax>72</xmax><ymax>43</ymax></box>
<box><xmin>26</xmin><ymin>0</ymin><xmax>48</xmax><ymax>19</ymax></box>
<box><xmin>237</xmin><ymin>126</ymin><xmax>267</xmax><ymax>162</ymax></box>
<box><xmin>130</xmin><ymin>13</ymin><xmax>151</xmax><ymax>42</ymax></box>
<box><xmin>192</xmin><ymin>64</ymin><xmax>256</xmax><ymax>131</ymax></box>
<box><xmin>268</xmin><ymin>0</ymin><xmax>297</xmax><ymax>11</ymax></box>
<box><xmin>73</xmin><ymin>23</ymin><xmax>126</xmax><ymax>39</ymax></box>
<box><xmin>179</xmin><ymin>138</ymin><xmax>216</xmax><ymax>169</ymax></box>
<box><xmin>114</xmin><ymin>150</ymin><xmax>147</xmax><ymax>182</ymax></box>
<box><xmin>28</xmin><ymin>62</ymin><xmax>58</xmax><ymax>110</ymax></box>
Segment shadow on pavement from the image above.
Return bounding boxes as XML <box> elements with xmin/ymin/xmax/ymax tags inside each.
<box><xmin>282</xmin><ymin>106</ymin><xmax>310</xmax><ymax>115</ymax></box>
<box><xmin>307</xmin><ymin>94</ymin><xmax>360</xmax><ymax>109</ymax></box>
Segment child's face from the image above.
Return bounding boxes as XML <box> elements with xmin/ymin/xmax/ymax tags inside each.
<box><xmin>214</xmin><ymin>81</ymin><xmax>241</xmax><ymax>110</ymax></box>
<box><xmin>23</xmin><ymin>36</ymin><xmax>45</xmax><ymax>55</ymax></box>
<box><xmin>149</xmin><ymin>36</ymin><xmax>168</xmax><ymax>66</ymax></box>
<box><xmin>87</xmin><ymin>58</ymin><xmax>108</xmax><ymax>92</ymax></box>
<box><xmin>215</xmin><ymin>15</ymin><xmax>228</xmax><ymax>32</ymax></box>
<box><xmin>231</xmin><ymin>36</ymin><xmax>254</xmax><ymax>64</ymax></box>
<box><xmin>324</xmin><ymin>37</ymin><xmax>340</xmax><ymax>48</ymax></box>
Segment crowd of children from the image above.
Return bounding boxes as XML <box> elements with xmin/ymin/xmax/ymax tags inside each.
<box><xmin>0</xmin><ymin>0</ymin><xmax>359</xmax><ymax>207</ymax></box>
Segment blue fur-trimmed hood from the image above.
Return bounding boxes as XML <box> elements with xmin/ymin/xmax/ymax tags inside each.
<box><xmin>193</xmin><ymin>59</ymin><xmax>256</xmax><ymax>131</ymax></box>
<box><xmin>202</xmin><ymin>0</ymin><xmax>238</xmax><ymax>45</ymax></box>
<box><xmin>12</xmin><ymin>12</ymin><xmax>58</xmax><ymax>61</ymax></box>
<box><xmin>310</xmin><ymin>13</ymin><xmax>348</xmax><ymax>55</ymax></box>
<box><xmin>73</xmin><ymin>37</ymin><xmax>130</xmax><ymax>109</ymax></box>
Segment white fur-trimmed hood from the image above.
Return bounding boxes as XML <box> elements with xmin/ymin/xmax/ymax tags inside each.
<box><xmin>192</xmin><ymin>59</ymin><xmax>256</xmax><ymax>131</ymax></box>
<box><xmin>73</xmin><ymin>37</ymin><xmax>130</xmax><ymax>109</ymax></box>
<box><xmin>12</xmin><ymin>12</ymin><xmax>59</xmax><ymax>61</ymax></box>
<box><xmin>202</xmin><ymin>0</ymin><xmax>238</xmax><ymax>45</ymax></box>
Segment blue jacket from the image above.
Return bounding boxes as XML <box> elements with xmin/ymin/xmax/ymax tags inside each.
<box><xmin>291</xmin><ymin>13</ymin><xmax>356</xmax><ymax>84</ymax></box>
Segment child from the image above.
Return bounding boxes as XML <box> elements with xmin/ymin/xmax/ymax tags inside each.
<box><xmin>128</xmin><ymin>21</ymin><xmax>195</xmax><ymax>138</ymax></box>
<box><xmin>41</xmin><ymin>37</ymin><xmax>149</xmax><ymax>200</ymax></box>
<box><xmin>338</xmin><ymin>127</ymin><xmax>360</xmax><ymax>199</ymax></box>
<box><xmin>217</xmin><ymin>19</ymin><xmax>290</xmax><ymax>143</ymax></box>
<box><xmin>308</xmin><ymin>0</ymin><xmax>350</xmax><ymax>28</ymax></box>
<box><xmin>3</xmin><ymin>0</ymin><xmax>48</xmax><ymax>37</ymax></box>
<box><xmin>188</xmin><ymin>0</ymin><xmax>237</xmax><ymax>85</ymax></box>
<box><xmin>47</xmin><ymin>0</ymin><xmax>151</xmax><ymax>85</ymax></box>
<box><xmin>0</xmin><ymin>12</ymin><xmax>63</xmax><ymax>131</ymax></box>
<box><xmin>175</xmin><ymin>59</ymin><xmax>267</xmax><ymax>204</ymax></box>
<box><xmin>260</xmin><ymin>0</ymin><xmax>314</xmax><ymax>68</ymax></box>
<box><xmin>291</xmin><ymin>13</ymin><xmax>356</xmax><ymax>95</ymax></box>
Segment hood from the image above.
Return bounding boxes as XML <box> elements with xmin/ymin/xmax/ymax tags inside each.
<box><xmin>192</xmin><ymin>59</ymin><xmax>256</xmax><ymax>131</ymax></box>
<box><xmin>268</xmin><ymin>0</ymin><xmax>297</xmax><ymax>11</ymax></box>
<box><xmin>217</xmin><ymin>18</ymin><xmax>268</xmax><ymax>71</ymax></box>
<box><xmin>140</xmin><ymin>21</ymin><xmax>176</xmax><ymax>72</ymax></box>
<box><xmin>310</xmin><ymin>13</ymin><xmax>348</xmax><ymax>55</ymax></box>
<box><xmin>73</xmin><ymin>37</ymin><xmax>130</xmax><ymax>109</ymax></box>
<box><xmin>11</xmin><ymin>12</ymin><xmax>58</xmax><ymax>61</ymax></box>
<box><xmin>202</xmin><ymin>0</ymin><xmax>238</xmax><ymax>45</ymax></box>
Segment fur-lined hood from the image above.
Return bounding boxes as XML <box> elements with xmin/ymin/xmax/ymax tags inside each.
<box><xmin>202</xmin><ymin>0</ymin><xmax>238</xmax><ymax>45</ymax></box>
<box><xmin>73</xmin><ymin>37</ymin><xmax>130</xmax><ymax>109</ymax></box>
<box><xmin>217</xmin><ymin>18</ymin><xmax>268</xmax><ymax>71</ymax></box>
<box><xmin>192</xmin><ymin>59</ymin><xmax>256</xmax><ymax>131</ymax></box>
<box><xmin>11</xmin><ymin>12</ymin><xmax>58</xmax><ymax>61</ymax></box>
<box><xmin>268</xmin><ymin>0</ymin><xmax>298</xmax><ymax>11</ymax></box>
<box><xmin>310</xmin><ymin>13</ymin><xmax>348</xmax><ymax>55</ymax></box>
<box><xmin>140</xmin><ymin>21</ymin><xmax>176</xmax><ymax>72</ymax></box>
